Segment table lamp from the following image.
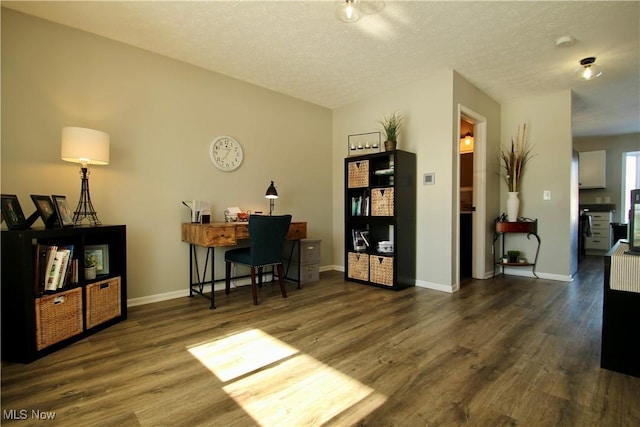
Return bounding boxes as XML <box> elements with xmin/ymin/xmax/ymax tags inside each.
<box><xmin>265</xmin><ymin>181</ymin><xmax>278</xmax><ymax>215</ymax></box>
<box><xmin>61</xmin><ymin>127</ymin><xmax>110</xmax><ymax>225</ymax></box>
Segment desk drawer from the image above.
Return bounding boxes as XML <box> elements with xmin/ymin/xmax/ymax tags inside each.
<box><xmin>181</xmin><ymin>223</ymin><xmax>236</xmax><ymax>246</ymax></box>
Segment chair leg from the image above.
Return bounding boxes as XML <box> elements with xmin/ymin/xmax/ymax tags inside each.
<box><xmin>225</xmin><ymin>261</ymin><xmax>232</xmax><ymax>295</ymax></box>
<box><xmin>250</xmin><ymin>267</ymin><xmax>259</xmax><ymax>305</ymax></box>
<box><xmin>276</xmin><ymin>264</ymin><xmax>287</xmax><ymax>299</ymax></box>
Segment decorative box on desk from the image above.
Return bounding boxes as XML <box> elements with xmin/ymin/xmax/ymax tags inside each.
<box><xmin>493</xmin><ymin>218</ymin><xmax>540</xmax><ymax>278</ymax></box>
<box><xmin>1</xmin><ymin>225</ymin><xmax>127</xmax><ymax>363</ymax></box>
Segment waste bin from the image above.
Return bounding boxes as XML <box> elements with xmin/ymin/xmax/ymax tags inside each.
<box><xmin>611</xmin><ymin>223</ymin><xmax>628</xmax><ymax>246</ymax></box>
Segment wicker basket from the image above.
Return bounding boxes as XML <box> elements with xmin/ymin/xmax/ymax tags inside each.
<box><xmin>347</xmin><ymin>160</ymin><xmax>369</xmax><ymax>188</ymax></box>
<box><xmin>347</xmin><ymin>252</ymin><xmax>369</xmax><ymax>281</ymax></box>
<box><xmin>85</xmin><ymin>277</ymin><xmax>121</xmax><ymax>329</ymax></box>
<box><xmin>371</xmin><ymin>187</ymin><xmax>394</xmax><ymax>216</ymax></box>
<box><xmin>35</xmin><ymin>287</ymin><xmax>83</xmax><ymax>350</ymax></box>
<box><xmin>370</xmin><ymin>255</ymin><xmax>394</xmax><ymax>286</ymax></box>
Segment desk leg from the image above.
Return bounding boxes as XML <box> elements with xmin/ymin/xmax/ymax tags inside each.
<box><xmin>188</xmin><ymin>244</ymin><xmax>216</xmax><ymax>309</ymax></box>
<box><xmin>284</xmin><ymin>239</ymin><xmax>302</xmax><ymax>289</ymax></box>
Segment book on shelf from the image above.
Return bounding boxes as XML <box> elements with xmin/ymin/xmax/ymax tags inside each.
<box><xmin>352</xmin><ymin>229</ymin><xmax>369</xmax><ymax>252</ymax></box>
<box><xmin>350</xmin><ymin>194</ymin><xmax>370</xmax><ymax>216</ymax></box>
<box><xmin>39</xmin><ymin>245</ymin><xmax>74</xmax><ymax>292</ymax></box>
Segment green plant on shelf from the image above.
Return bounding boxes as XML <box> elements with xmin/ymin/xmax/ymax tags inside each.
<box><xmin>507</xmin><ymin>250</ymin><xmax>521</xmax><ymax>263</ymax></box>
<box><xmin>85</xmin><ymin>254</ymin><xmax>99</xmax><ymax>268</ymax></box>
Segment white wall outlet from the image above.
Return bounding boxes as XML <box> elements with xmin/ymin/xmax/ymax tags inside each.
<box><xmin>605</xmin><ymin>196</ymin><xmax>611</xmax><ymax>203</ymax></box>
<box><xmin>543</xmin><ymin>190</ymin><xmax>551</xmax><ymax>200</ymax></box>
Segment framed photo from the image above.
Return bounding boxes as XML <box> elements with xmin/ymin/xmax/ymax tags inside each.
<box><xmin>30</xmin><ymin>195</ymin><xmax>59</xmax><ymax>229</ymax></box>
<box><xmin>347</xmin><ymin>132</ymin><xmax>381</xmax><ymax>157</ymax></box>
<box><xmin>1</xmin><ymin>194</ymin><xmax>30</xmax><ymax>230</ymax></box>
<box><xmin>52</xmin><ymin>195</ymin><xmax>74</xmax><ymax>227</ymax></box>
<box><xmin>85</xmin><ymin>244</ymin><xmax>109</xmax><ymax>274</ymax></box>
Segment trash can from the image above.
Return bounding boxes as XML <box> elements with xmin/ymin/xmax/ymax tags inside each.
<box><xmin>611</xmin><ymin>223</ymin><xmax>628</xmax><ymax>246</ymax></box>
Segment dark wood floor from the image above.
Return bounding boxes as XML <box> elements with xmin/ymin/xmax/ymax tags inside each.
<box><xmin>2</xmin><ymin>256</ymin><xmax>639</xmax><ymax>426</ymax></box>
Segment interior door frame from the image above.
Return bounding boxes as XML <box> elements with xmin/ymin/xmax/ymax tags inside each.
<box><xmin>455</xmin><ymin>106</ymin><xmax>488</xmax><ymax>287</ymax></box>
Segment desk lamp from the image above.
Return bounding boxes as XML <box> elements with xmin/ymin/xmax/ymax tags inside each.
<box><xmin>265</xmin><ymin>181</ymin><xmax>278</xmax><ymax>215</ymax></box>
<box><xmin>61</xmin><ymin>127</ymin><xmax>110</xmax><ymax>225</ymax></box>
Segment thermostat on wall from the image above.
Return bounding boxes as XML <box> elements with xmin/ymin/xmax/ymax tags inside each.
<box><xmin>423</xmin><ymin>173</ymin><xmax>435</xmax><ymax>185</ymax></box>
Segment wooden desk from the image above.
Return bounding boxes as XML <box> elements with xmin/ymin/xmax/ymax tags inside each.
<box><xmin>181</xmin><ymin>221</ymin><xmax>307</xmax><ymax>308</ymax></box>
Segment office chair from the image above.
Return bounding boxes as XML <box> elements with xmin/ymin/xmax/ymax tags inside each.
<box><xmin>224</xmin><ymin>214</ymin><xmax>292</xmax><ymax>305</ymax></box>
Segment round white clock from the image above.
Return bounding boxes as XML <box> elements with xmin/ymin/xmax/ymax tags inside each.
<box><xmin>209</xmin><ymin>135</ymin><xmax>243</xmax><ymax>171</ymax></box>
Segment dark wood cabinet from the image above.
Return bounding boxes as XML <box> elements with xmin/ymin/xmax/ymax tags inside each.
<box><xmin>344</xmin><ymin>150</ymin><xmax>416</xmax><ymax>289</ymax></box>
<box><xmin>1</xmin><ymin>225</ymin><xmax>127</xmax><ymax>363</ymax></box>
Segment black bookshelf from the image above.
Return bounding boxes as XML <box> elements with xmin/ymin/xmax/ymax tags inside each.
<box><xmin>1</xmin><ymin>225</ymin><xmax>127</xmax><ymax>363</ymax></box>
<box><xmin>344</xmin><ymin>150</ymin><xmax>416</xmax><ymax>289</ymax></box>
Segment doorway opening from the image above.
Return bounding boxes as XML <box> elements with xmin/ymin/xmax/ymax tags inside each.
<box><xmin>459</xmin><ymin>118</ymin><xmax>474</xmax><ymax>281</ymax></box>
<box><xmin>455</xmin><ymin>107</ymin><xmax>488</xmax><ymax>289</ymax></box>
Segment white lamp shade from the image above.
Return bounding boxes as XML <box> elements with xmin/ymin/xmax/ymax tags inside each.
<box><xmin>61</xmin><ymin>127</ymin><xmax>110</xmax><ymax>165</ymax></box>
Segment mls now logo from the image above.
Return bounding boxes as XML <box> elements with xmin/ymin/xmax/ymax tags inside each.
<box><xmin>3</xmin><ymin>409</ymin><xmax>56</xmax><ymax>420</ymax></box>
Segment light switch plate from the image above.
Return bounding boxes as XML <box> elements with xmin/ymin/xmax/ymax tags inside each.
<box><xmin>543</xmin><ymin>190</ymin><xmax>551</xmax><ymax>200</ymax></box>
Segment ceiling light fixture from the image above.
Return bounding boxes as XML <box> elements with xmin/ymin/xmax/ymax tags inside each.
<box><xmin>460</xmin><ymin>132</ymin><xmax>474</xmax><ymax>154</ymax></box>
<box><xmin>578</xmin><ymin>57</ymin><xmax>602</xmax><ymax>80</ymax></box>
<box><xmin>555</xmin><ymin>35</ymin><xmax>575</xmax><ymax>48</ymax></box>
<box><xmin>336</xmin><ymin>0</ymin><xmax>361</xmax><ymax>23</ymax></box>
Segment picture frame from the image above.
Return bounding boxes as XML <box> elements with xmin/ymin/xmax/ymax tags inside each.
<box><xmin>85</xmin><ymin>244</ymin><xmax>109</xmax><ymax>274</ymax></box>
<box><xmin>30</xmin><ymin>195</ymin><xmax>59</xmax><ymax>229</ymax></box>
<box><xmin>1</xmin><ymin>194</ymin><xmax>30</xmax><ymax>230</ymax></box>
<box><xmin>347</xmin><ymin>132</ymin><xmax>381</xmax><ymax>157</ymax></box>
<box><xmin>52</xmin><ymin>195</ymin><xmax>75</xmax><ymax>227</ymax></box>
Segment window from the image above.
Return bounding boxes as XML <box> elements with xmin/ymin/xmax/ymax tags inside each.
<box><xmin>623</xmin><ymin>151</ymin><xmax>640</xmax><ymax>223</ymax></box>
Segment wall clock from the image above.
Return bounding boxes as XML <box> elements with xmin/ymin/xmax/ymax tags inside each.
<box><xmin>209</xmin><ymin>135</ymin><xmax>243</xmax><ymax>171</ymax></box>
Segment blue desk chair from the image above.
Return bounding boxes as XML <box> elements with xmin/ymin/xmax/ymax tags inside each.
<box><xmin>225</xmin><ymin>214</ymin><xmax>292</xmax><ymax>305</ymax></box>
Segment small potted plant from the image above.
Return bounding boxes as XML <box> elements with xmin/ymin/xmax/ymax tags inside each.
<box><xmin>379</xmin><ymin>112</ymin><xmax>404</xmax><ymax>151</ymax></box>
<box><xmin>507</xmin><ymin>250</ymin><xmax>521</xmax><ymax>264</ymax></box>
<box><xmin>85</xmin><ymin>254</ymin><xmax>98</xmax><ymax>280</ymax></box>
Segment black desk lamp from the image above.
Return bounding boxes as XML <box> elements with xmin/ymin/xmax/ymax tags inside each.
<box><xmin>265</xmin><ymin>181</ymin><xmax>278</xmax><ymax>215</ymax></box>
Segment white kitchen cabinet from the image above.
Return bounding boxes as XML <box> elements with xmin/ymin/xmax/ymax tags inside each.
<box><xmin>579</xmin><ymin>150</ymin><xmax>606</xmax><ymax>189</ymax></box>
<box><xmin>585</xmin><ymin>211</ymin><xmax>612</xmax><ymax>253</ymax></box>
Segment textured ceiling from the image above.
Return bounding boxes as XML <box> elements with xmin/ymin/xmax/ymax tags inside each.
<box><xmin>4</xmin><ymin>1</ymin><xmax>639</xmax><ymax>138</ymax></box>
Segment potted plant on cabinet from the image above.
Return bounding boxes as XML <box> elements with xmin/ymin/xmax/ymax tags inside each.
<box><xmin>85</xmin><ymin>254</ymin><xmax>98</xmax><ymax>280</ymax></box>
<box><xmin>379</xmin><ymin>112</ymin><xmax>404</xmax><ymax>151</ymax></box>
<box><xmin>507</xmin><ymin>250</ymin><xmax>521</xmax><ymax>264</ymax></box>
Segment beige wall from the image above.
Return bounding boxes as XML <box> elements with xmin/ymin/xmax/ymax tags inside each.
<box><xmin>333</xmin><ymin>70</ymin><xmax>501</xmax><ymax>292</ymax></box>
<box><xmin>501</xmin><ymin>91</ymin><xmax>575</xmax><ymax>280</ymax></box>
<box><xmin>1</xmin><ymin>9</ymin><xmax>333</xmax><ymax>302</ymax></box>
<box><xmin>574</xmin><ymin>133</ymin><xmax>640</xmax><ymax>223</ymax></box>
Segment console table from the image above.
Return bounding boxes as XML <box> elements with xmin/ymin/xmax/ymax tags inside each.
<box><xmin>493</xmin><ymin>219</ymin><xmax>541</xmax><ymax>278</ymax></box>
<box><xmin>181</xmin><ymin>221</ymin><xmax>307</xmax><ymax>309</ymax></box>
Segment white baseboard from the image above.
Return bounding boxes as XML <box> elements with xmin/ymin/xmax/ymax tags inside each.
<box><xmin>415</xmin><ymin>280</ymin><xmax>455</xmax><ymax>293</ymax></box>
<box><xmin>499</xmin><ymin>267</ymin><xmax>572</xmax><ymax>282</ymax></box>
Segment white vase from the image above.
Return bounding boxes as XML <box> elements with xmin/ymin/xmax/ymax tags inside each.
<box><xmin>507</xmin><ymin>192</ymin><xmax>520</xmax><ymax>222</ymax></box>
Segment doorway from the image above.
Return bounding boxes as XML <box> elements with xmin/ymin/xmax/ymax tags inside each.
<box><xmin>456</xmin><ymin>107</ymin><xmax>488</xmax><ymax>288</ymax></box>
<box><xmin>459</xmin><ymin>118</ymin><xmax>474</xmax><ymax>280</ymax></box>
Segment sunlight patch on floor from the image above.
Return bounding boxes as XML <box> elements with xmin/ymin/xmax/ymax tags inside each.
<box><xmin>188</xmin><ymin>328</ymin><xmax>387</xmax><ymax>426</ymax></box>
<box><xmin>188</xmin><ymin>329</ymin><xmax>298</xmax><ymax>382</ymax></box>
